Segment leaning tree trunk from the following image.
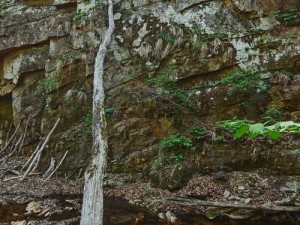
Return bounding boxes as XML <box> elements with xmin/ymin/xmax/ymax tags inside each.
<box><xmin>80</xmin><ymin>1</ymin><xmax>115</xmax><ymax>224</ymax></box>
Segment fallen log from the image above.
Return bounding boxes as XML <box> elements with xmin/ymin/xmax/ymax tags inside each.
<box><xmin>158</xmin><ymin>196</ymin><xmax>300</xmax><ymax>212</ymax></box>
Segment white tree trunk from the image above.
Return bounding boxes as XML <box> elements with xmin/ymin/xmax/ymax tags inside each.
<box><xmin>80</xmin><ymin>1</ymin><xmax>115</xmax><ymax>224</ymax></box>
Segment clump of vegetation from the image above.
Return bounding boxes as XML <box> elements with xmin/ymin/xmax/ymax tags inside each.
<box><xmin>104</xmin><ymin>107</ymin><xmax>115</xmax><ymax>116</ymax></box>
<box><xmin>160</xmin><ymin>134</ymin><xmax>192</xmax><ymax>150</ymax></box>
<box><xmin>158</xmin><ymin>124</ymin><xmax>210</xmax><ymax>163</ymax></box>
<box><xmin>295</xmin><ymin>149</ymin><xmax>300</xmax><ymax>155</ymax></box>
<box><xmin>84</xmin><ymin>113</ymin><xmax>93</xmax><ymax>133</ymax></box>
<box><xmin>276</xmin><ymin>10</ymin><xmax>300</xmax><ymax>22</ymax></box>
<box><xmin>189</xmin><ymin>125</ymin><xmax>209</xmax><ymax>142</ymax></box>
<box><xmin>220</xmin><ymin>68</ymin><xmax>269</xmax><ymax>93</ymax></box>
<box><xmin>255</xmin><ymin>36</ymin><xmax>282</xmax><ymax>46</ymax></box>
<box><xmin>263</xmin><ymin>108</ymin><xmax>285</xmax><ymax>121</ymax></box>
<box><xmin>160</xmin><ymin>134</ymin><xmax>192</xmax><ymax>163</ymax></box>
<box><xmin>171</xmin><ymin>153</ymin><xmax>184</xmax><ymax>162</ymax></box>
<box><xmin>219</xmin><ymin>119</ymin><xmax>300</xmax><ymax>139</ymax></box>
<box><xmin>58</xmin><ymin>51</ymin><xmax>76</xmax><ymax>62</ymax></box>
<box><xmin>249</xmin><ymin>28</ymin><xmax>265</xmax><ymax>35</ymax></box>
<box><xmin>191</xmin><ymin>41</ymin><xmax>206</xmax><ymax>49</ymax></box>
<box><xmin>189</xmin><ymin>28</ymin><xmax>227</xmax><ymax>49</ymax></box>
<box><xmin>146</xmin><ymin>66</ymin><xmax>192</xmax><ymax>106</ymax></box>
<box><xmin>157</xmin><ymin>32</ymin><xmax>175</xmax><ymax>44</ymax></box>
<box><xmin>219</xmin><ymin>119</ymin><xmax>252</xmax><ymax>133</ymax></box>
<box><xmin>72</xmin><ymin>9</ymin><xmax>88</xmax><ymax>24</ymax></box>
<box><xmin>34</xmin><ymin>77</ymin><xmax>59</xmax><ymax>95</ymax></box>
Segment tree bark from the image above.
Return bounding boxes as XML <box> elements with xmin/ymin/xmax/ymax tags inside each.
<box><xmin>80</xmin><ymin>1</ymin><xmax>115</xmax><ymax>225</ymax></box>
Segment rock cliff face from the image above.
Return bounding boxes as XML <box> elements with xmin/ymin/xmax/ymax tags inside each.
<box><xmin>1</xmin><ymin>0</ymin><xmax>300</xmax><ymax>186</ymax></box>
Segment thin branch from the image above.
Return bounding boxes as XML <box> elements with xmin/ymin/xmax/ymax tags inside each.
<box><xmin>1</xmin><ymin>134</ymin><xmax>23</xmax><ymax>165</ymax></box>
<box><xmin>18</xmin><ymin>118</ymin><xmax>30</xmax><ymax>155</ymax></box>
<box><xmin>0</xmin><ymin>123</ymin><xmax>21</xmax><ymax>155</ymax></box>
<box><xmin>4</xmin><ymin>122</ymin><xmax>13</xmax><ymax>145</ymax></box>
<box><xmin>42</xmin><ymin>157</ymin><xmax>56</xmax><ymax>178</ymax></box>
<box><xmin>76</xmin><ymin>168</ymin><xmax>83</xmax><ymax>180</ymax></box>
<box><xmin>30</xmin><ymin>150</ymin><xmax>42</xmax><ymax>174</ymax></box>
<box><xmin>43</xmin><ymin>150</ymin><xmax>68</xmax><ymax>183</ymax></box>
<box><xmin>3</xmin><ymin>176</ymin><xmax>22</xmax><ymax>181</ymax></box>
<box><xmin>21</xmin><ymin>143</ymin><xmax>40</xmax><ymax>172</ymax></box>
<box><xmin>20</xmin><ymin>118</ymin><xmax>60</xmax><ymax>181</ymax></box>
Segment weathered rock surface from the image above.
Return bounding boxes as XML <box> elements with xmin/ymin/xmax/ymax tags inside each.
<box><xmin>0</xmin><ymin>0</ymin><xmax>300</xmax><ymax>187</ymax></box>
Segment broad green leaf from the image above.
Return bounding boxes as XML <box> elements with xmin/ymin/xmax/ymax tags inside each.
<box><xmin>234</xmin><ymin>124</ymin><xmax>249</xmax><ymax>138</ymax></box>
<box><xmin>288</xmin><ymin>127</ymin><xmax>300</xmax><ymax>134</ymax></box>
<box><xmin>249</xmin><ymin>123</ymin><xmax>265</xmax><ymax>134</ymax></box>
<box><xmin>219</xmin><ymin>119</ymin><xmax>300</xmax><ymax>140</ymax></box>
<box><xmin>265</xmin><ymin>125</ymin><xmax>275</xmax><ymax>130</ymax></box>
<box><xmin>266</xmin><ymin>122</ymin><xmax>280</xmax><ymax>130</ymax></box>
<box><xmin>266</xmin><ymin>129</ymin><xmax>282</xmax><ymax>139</ymax></box>
<box><xmin>278</xmin><ymin>121</ymin><xmax>295</xmax><ymax>129</ymax></box>
<box><xmin>287</xmin><ymin>126</ymin><xmax>299</xmax><ymax>131</ymax></box>
<box><xmin>248</xmin><ymin>132</ymin><xmax>260</xmax><ymax>139</ymax></box>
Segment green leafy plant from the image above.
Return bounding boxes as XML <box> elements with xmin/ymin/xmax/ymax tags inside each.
<box><xmin>84</xmin><ymin>113</ymin><xmax>93</xmax><ymax>133</ymax></box>
<box><xmin>160</xmin><ymin>134</ymin><xmax>192</xmax><ymax>150</ymax></box>
<box><xmin>255</xmin><ymin>36</ymin><xmax>282</xmax><ymax>46</ymax></box>
<box><xmin>249</xmin><ymin>28</ymin><xmax>265</xmax><ymax>35</ymax></box>
<box><xmin>146</xmin><ymin>67</ymin><xmax>191</xmax><ymax>106</ymax></box>
<box><xmin>171</xmin><ymin>153</ymin><xmax>184</xmax><ymax>162</ymax></box>
<box><xmin>267</xmin><ymin>121</ymin><xmax>300</xmax><ymax>134</ymax></box>
<box><xmin>34</xmin><ymin>77</ymin><xmax>58</xmax><ymax>95</ymax></box>
<box><xmin>191</xmin><ymin>28</ymin><xmax>205</xmax><ymax>35</ymax></box>
<box><xmin>263</xmin><ymin>108</ymin><xmax>284</xmax><ymax>121</ymax></box>
<box><xmin>219</xmin><ymin>119</ymin><xmax>300</xmax><ymax>139</ymax></box>
<box><xmin>276</xmin><ymin>10</ymin><xmax>300</xmax><ymax>22</ymax></box>
<box><xmin>189</xmin><ymin>125</ymin><xmax>209</xmax><ymax>141</ymax></box>
<box><xmin>157</xmin><ymin>32</ymin><xmax>175</xmax><ymax>44</ymax></box>
<box><xmin>219</xmin><ymin>119</ymin><xmax>252</xmax><ymax>133</ymax></box>
<box><xmin>104</xmin><ymin>107</ymin><xmax>115</xmax><ymax>116</ymax></box>
<box><xmin>73</xmin><ymin>9</ymin><xmax>88</xmax><ymax>24</ymax></box>
<box><xmin>220</xmin><ymin>68</ymin><xmax>269</xmax><ymax>93</ymax></box>
<box><xmin>214</xmin><ymin>135</ymin><xmax>225</xmax><ymax>142</ymax></box>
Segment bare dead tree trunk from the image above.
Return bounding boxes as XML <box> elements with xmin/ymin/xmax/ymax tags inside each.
<box><xmin>80</xmin><ymin>1</ymin><xmax>115</xmax><ymax>224</ymax></box>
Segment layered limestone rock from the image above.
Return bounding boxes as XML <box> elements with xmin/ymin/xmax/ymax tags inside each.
<box><xmin>1</xmin><ymin>0</ymin><xmax>300</xmax><ymax>185</ymax></box>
